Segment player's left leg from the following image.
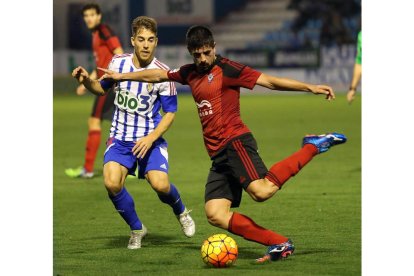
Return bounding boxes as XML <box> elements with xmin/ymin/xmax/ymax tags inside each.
<box><xmin>204</xmin><ymin>164</ymin><xmax>293</xmax><ymax>262</ymax></box>
<box><xmin>79</xmin><ymin>93</ymin><xmax>116</xmax><ymax>177</ymax></box>
<box><xmin>140</xmin><ymin>142</ymin><xmax>195</xmax><ymax>237</ymax></box>
<box><xmin>64</xmin><ymin>94</ymin><xmax>109</xmax><ymax>178</ymax></box>
<box><xmin>204</xmin><ymin>198</ymin><xmax>294</xmax><ymax>262</ymax></box>
<box><xmin>64</xmin><ymin>116</ymin><xmax>101</xmax><ymax>178</ymax></box>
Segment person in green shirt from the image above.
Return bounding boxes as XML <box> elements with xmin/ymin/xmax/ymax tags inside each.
<box><xmin>347</xmin><ymin>31</ymin><xmax>361</xmax><ymax>103</ymax></box>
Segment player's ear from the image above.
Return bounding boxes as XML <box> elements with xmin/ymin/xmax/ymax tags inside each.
<box><xmin>154</xmin><ymin>37</ymin><xmax>158</xmax><ymax>47</ymax></box>
<box><xmin>130</xmin><ymin>36</ymin><xmax>135</xmax><ymax>47</ymax></box>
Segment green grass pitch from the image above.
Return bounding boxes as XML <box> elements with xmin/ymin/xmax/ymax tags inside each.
<box><xmin>54</xmin><ymin>78</ymin><xmax>361</xmax><ymax>275</ymax></box>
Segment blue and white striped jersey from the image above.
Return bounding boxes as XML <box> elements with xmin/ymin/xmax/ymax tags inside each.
<box><xmin>100</xmin><ymin>54</ymin><xmax>177</xmax><ymax>141</ymax></box>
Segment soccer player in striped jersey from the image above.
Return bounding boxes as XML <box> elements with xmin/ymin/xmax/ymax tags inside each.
<box><xmin>65</xmin><ymin>3</ymin><xmax>123</xmax><ymax>178</ymax></box>
<box><xmin>98</xmin><ymin>25</ymin><xmax>346</xmax><ymax>262</ymax></box>
<box><xmin>72</xmin><ymin>16</ymin><xmax>195</xmax><ymax>249</ymax></box>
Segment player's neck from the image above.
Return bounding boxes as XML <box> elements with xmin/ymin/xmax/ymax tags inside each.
<box><xmin>132</xmin><ymin>53</ymin><xmax>153</xmax><ymax>69</ymax></box>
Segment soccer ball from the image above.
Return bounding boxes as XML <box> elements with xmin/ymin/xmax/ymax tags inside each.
<box><xmin>201</xmin><ymin>234</ymin><xmax>238</xmax><ymax>268</ymax></box>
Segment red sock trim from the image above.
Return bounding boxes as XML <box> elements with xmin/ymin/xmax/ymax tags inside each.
<box><xmin>265</xmin><ymin>171</ymin><xmax>282</xmax><ymax>188</ymax></box>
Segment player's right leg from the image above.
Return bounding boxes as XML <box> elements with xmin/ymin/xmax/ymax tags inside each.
<box><xmin>103</xmin><ymin>139</ymin><xmax>147</xmax><ymax>249</ymax></box>
<box><xmin>264</xmin><ymin>132</ymin><xmax>347</xmax><ymax>189</ymax></box>
<box><xmin>229</xmin><ymin>132</ymin><xmax>346</xmax><ymax>202</ymax></box>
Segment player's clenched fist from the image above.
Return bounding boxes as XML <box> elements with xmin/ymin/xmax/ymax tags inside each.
<box><xmin>72</xmin><ymin>66</ymin><xmax>89</xmax><ymax>84</ymax></box>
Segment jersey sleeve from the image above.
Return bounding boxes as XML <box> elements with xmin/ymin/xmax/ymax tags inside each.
<box><xmin>158</xmin><ymin>81</ymin><xmax>178</xmax><ymax>113</ymax></box>
<box><xmin>222</xmin><ymin>60</ymin><xmax>261</xmax><ymax>90</ymax></box>
<box><xmin>167</xmin><ymin>64</ymin><xmax>193</xmax><ymax>85</ymax></box>
<box><xmin>99</xmin><ymin>57</ymin><xmax>117</xmax><ymax>90</ymax></box>
<box><xmin>100</xmin><ymin>25</ymin><xmax>122</xmax><ymax>52</ymax></box>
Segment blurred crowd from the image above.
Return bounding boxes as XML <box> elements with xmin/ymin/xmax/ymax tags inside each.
<box><xmin>289</xmin><ymin>0</ymin><xmax>361</xmax><ymax>46</ymax></box>
<box><xmin>251</xmin><ymin>0</ymin><xmax>361</xmax><ymax>50</ymax></box>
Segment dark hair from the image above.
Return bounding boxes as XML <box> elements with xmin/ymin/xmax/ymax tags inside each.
<box><xmin>82</xmin><ymin>3</ymin><xmax>101</xmax><ymax>15</ymax></box>
<box><xmin>131</xmin><ymin>16</ymin><xmax>158</xmax><ymax>37</ymax></box>
<box><xmin>186</xmin><ymin>25</ymin><xmax>215</xmax><ymax>51</ymax></box>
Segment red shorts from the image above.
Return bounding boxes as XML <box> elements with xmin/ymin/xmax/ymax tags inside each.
<box><xmin>205</xmin><ymin>133</ymin><xmax>268</xmax><ymax>208</ymax></box>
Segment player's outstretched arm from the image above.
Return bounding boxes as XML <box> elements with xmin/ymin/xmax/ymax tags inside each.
<box><xmin>76</xmin><ymin>69</ymin><xmax>97</xmax><ymax>96</ymax></box>
<box><xmin>98</xmin><ymin>67</ymin><xmax>170</xmax><ymax>83</ymax></box>
<box><xmin>256</xmin><ymin>73</ymin><xmax>335</xmax><ymax>101</ymax></box>
<box><xmin>72</xmin><ymin>66</ymin><xmax>106</xmax><ymax>95</ymax></box>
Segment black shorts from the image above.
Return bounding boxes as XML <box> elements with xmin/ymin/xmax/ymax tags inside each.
<box><xmin>205</xmin><ymin>133</ymin><xmax>268</xmax><ymax>208</ymax></box>
<box><xmin>90</xmin><ymin>92</ymin><xmax>115</xmax><ymax>121</ymax></box>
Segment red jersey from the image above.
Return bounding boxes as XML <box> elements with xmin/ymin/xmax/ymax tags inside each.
<box><xmin>92</xmin><ymin>24</ymin><xmax>122</xmax><ymax>77</ymax></box>
<box><xmin>167</xmin><ymin>55</ymin><xmax>261</xmax><ymax>157</ymax></box>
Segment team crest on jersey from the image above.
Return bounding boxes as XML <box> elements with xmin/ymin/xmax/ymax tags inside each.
<box><xmin>207</xmin><ymin>73</ymin><xmax>214</xmax><ymax>83</ymax></box>
<box><xmin>147</xmin><ymin>83</ymin><xmax>154</xmax><ymax>93</ymax></box>
<box><xmin>196</xmin><ymin>100</ymin><xmax>213</xmax><ymax>117</ymax></box>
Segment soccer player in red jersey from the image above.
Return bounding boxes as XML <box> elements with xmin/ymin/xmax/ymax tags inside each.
<box><xmin>98</xmin><ymin>25</ymin><xmax>347</xmax><ymax>262</ymax></box>
<box><xmin>65</xmin><ymin>3</ymin><xmax>123</xmax><ymax>178</ymax></box>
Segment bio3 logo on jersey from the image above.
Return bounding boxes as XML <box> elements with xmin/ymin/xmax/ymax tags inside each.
<box><xmin>196</xmin><ymin>100</ymin><xmax>213</xmax><ymax>117</ymax></box>
<box><xmin>115</xmin><ymin>89</ymin><xmax>151</xmax><ymax>113</ymax></box>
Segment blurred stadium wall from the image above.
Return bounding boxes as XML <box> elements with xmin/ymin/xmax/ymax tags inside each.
<box><xmin>54</xmin><ymin>0</ymin><xmax>361</xmax><ymax>92</ymax></box>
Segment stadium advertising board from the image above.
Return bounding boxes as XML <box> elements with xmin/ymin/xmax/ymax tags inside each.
<box><xmin>225</xmin><ymin>49</ymin><xmax>320</xmax><ymax>68</ymax></box>
<box><xmin>274</xmin><ymin>49</ymin><xmax>320</xmax><ymax>68</ymax></box>
<box><xmin>146</xmin><ymin>0</ymin><xmax>213</xmax><ymax>25</ymax></box>
<box><xmin>225</xmin><ymin>50</ymin><xmax>269</xmax><ymax>68</ymax></box>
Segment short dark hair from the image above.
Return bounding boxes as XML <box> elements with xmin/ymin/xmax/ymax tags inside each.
<box><xmin>131</xmin><ymin>16</ymin><xmax>157</xmax><ymax>37</ymax></box>
<box><xmin>186</xmin><ymin>25</ymin><xmax>215</xmax><ymax>52</ymax></box>
<box><xmin>82</xmin><ymin>3</ymin><xmax>101</xmax><ymax>15</ymax></box>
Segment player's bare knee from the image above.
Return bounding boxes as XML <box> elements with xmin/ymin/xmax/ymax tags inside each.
<box><xmin>249</xmin><ymin>189</ymin><xmax>272</xmax><ymax>202</ymax></box>
<box><xmin>104</xmin><ymin>174</ymin><xmax>122</xmax><ymax>195</ymax></box>
<box><xmin>252</xmin><ymin>192</ymin><xmax>267</xmax><ymax>202</ymax></box>
<box><xmin>147</xmin><ymin>172</ymin><xmax>170</xmax><ymax>193</ymax></box>
<box><xmin>151</xmin><ymin>180</ymin><xmax>170</xmax><ymax>194</ymax></box>
<box><xmin>248</xmin><ymin>179</ymin><xmax>277</xmax><ymax>202</ymax></box>
<box><xmin>205</xmin><ymin>209</ymin><xmax>228</xmax><ymax>228</ymax></box>
<box><xmin>88</xmin><ymin>117</ymin><xmax>101</xmax><ymax>130</ymax></box>
<box><xmin>206</xmin><ymin>212</ymin><xmax>224</xmax><ymax>228</ymax></box>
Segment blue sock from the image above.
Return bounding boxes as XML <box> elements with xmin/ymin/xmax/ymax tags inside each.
<box><xmin>109</xmin><ymin>187</ymin><xmax>142</xmax><ymax>230</ymax></box>
<box><xmin>157</xmin><ymin>183</ymin><xmax>186</xmax><ymax>216</ymax></box>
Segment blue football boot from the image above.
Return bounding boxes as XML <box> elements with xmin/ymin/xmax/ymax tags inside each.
<box><xmin>302</xmin><ymin>133</ymin><xmax>347</xmax><ymax>154</ymax></box>
<box><xmin>256</xmin><ymin>239</ymin><xmax>295</xmax><ymax>263</ymax></box>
